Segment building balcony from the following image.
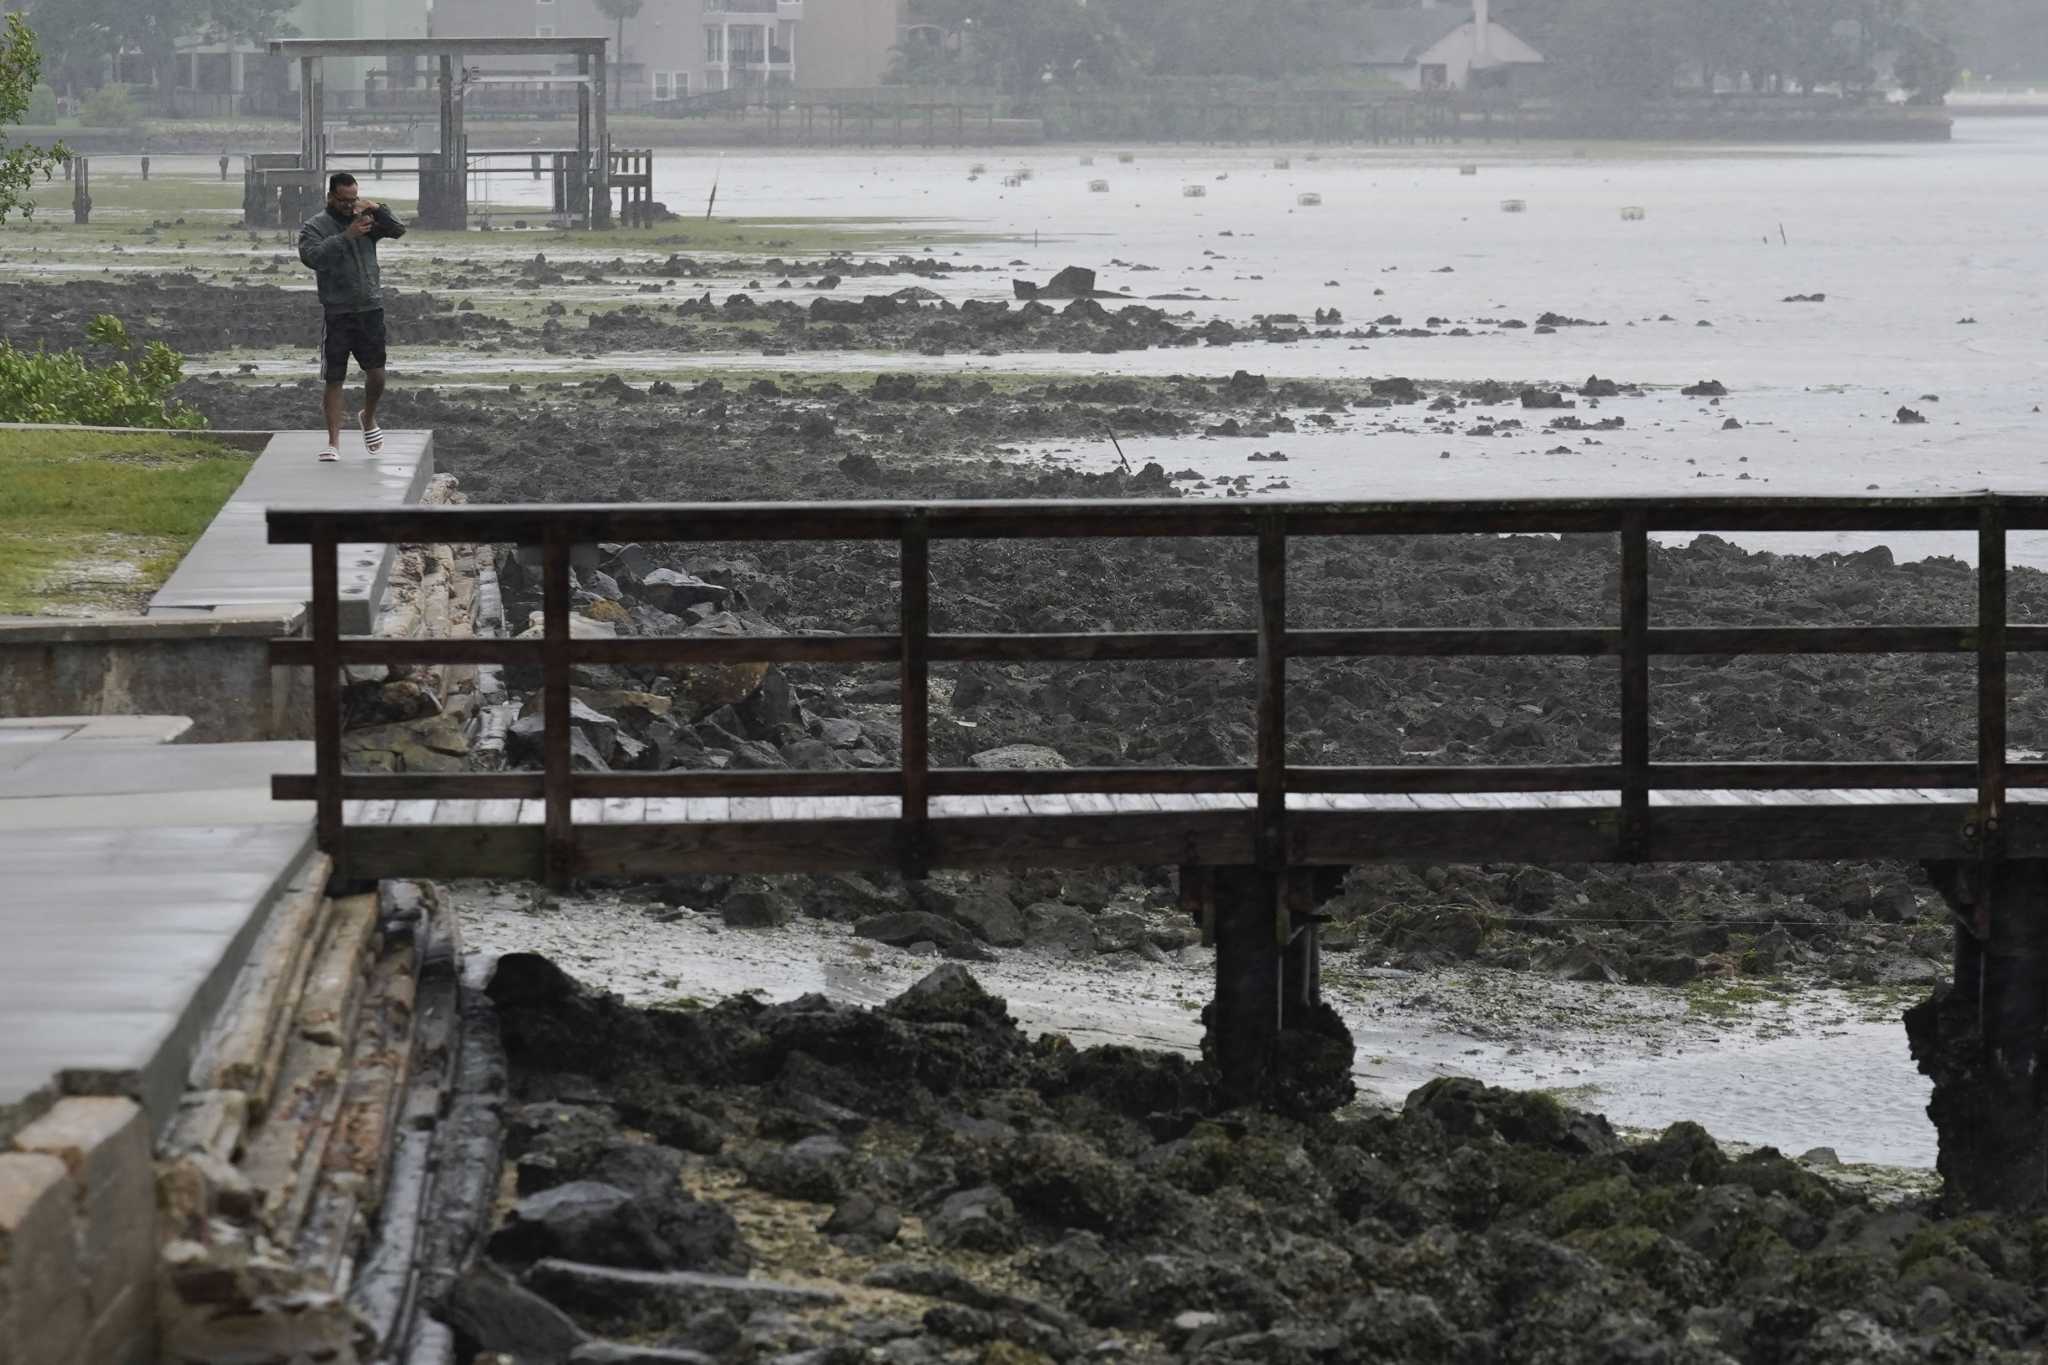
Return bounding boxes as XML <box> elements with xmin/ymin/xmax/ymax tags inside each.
<box><xmin>704</xmin><ymin>0</ymin><xmax>801</xmax><ymax>18</ymax></box>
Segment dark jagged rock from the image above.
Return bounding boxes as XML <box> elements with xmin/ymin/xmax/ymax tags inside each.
<box><xmin>470</xmin><ymin>956</ymin><xmax>2048</xmax><ymax>1361</ymax></box>
<box><xmin>488</xmin><ymin>1179</ymin><xmax>751</xmax><ymax>1274</ymax></box>
<box><xmin>854</xmin><ymin>911</ymin><xmax>996</xmax><ymax>961</ymax></box>
<box><xmin>524</xmin><ymin>1261</ymin><xmax>841</xmax><ymax>1334</ymax></box>
<box><xmin>441</xmin><ymin>1263</ymin><xmax>587</xmax><ymax>1363</ymax></box>
<box><xmin>925</xmin><ymin>1184</ymin><xmax>1023</xmax><ymax>1252</ymax></box>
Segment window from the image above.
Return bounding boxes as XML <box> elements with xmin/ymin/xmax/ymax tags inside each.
<box><xmin>537</xmin><ymin>0</ymin><xmax>555</xmax><ymax>7</ymax></box>
<box><xmin>1419</xmin><ymin>62</ymin><xmax>1448</xmax><ymax>90</ymax></box>
<box><xmin>705</xmin><ymin>27</ymin><xmax>724</xmax><ymax>61</ymax></box>
<box><xmin>653</xmin><ymin>70</ymin><xmax>673</xmax><ymax>100</ymax></box>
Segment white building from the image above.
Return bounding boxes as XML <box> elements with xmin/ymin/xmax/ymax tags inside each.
<box><xmin>1348</xmin><ymin>0</ymin><xmax>1544</xmax><ymax>93</ymax></box>
<box><xmin>429</xmin><ymin>0</ymin><xmax>806</xmax><ymax>104</ymax></box>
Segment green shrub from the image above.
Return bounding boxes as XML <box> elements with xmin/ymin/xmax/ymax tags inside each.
<box><xmin>0</xmin><ymin>316</ymin><xmax>207</xmax><ymax>429</ymax></box>
<box><xmin>77</xmin><ymin>84</ymin><xmax>140</xmax><ymax>128</ymax></box>
<box><xmin>24</xmin><ymin>81</ymin><xmax>56</xmax><ymax>124</ymax></box>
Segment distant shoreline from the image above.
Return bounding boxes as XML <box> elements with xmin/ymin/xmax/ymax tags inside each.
<box><xmin>30</xmin><ymin>100</ymin><xmax>1961</xmax><ymax>156</ymax></box>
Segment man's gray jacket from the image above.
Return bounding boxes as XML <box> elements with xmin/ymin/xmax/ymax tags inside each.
<box><xmin>297</xmin><ymin>204</ymin><xmax>406</xmax><ymax>315</ymax></box>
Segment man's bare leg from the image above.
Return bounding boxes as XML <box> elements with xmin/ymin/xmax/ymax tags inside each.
<box><xmin>322</xmin><ymin>382</ymin><xmax>346</xmax><ymax>448</ymax></box>
<box><xmin>361</xmin><ymin>368</ymin><xmax>385</xmax><ymax>439</ymax></box>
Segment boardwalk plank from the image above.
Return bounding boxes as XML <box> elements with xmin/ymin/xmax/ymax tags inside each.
<box><xmin>682</xmin><ymin>797</ymin><xmax>731</xmax><ymax>824</ymax></box>
<box><xmin>354</xmin><ymin>799</ymin><xmax>398</xmax><ymax>826</ymax></box>
<box><xmin>433</xmin><ymin>799</ymin><xmax>480</xmax><ymax>826</ymax></box>
<box><xmin>477</xmin><ymin>799</ymin><xmax>522</xmax><ymax>824</ymax></box>
<box><xmin>602</xmin><ymin>797</ymin><xmax>646</xmax><ymax>824</ymax></box>
<box><xmin>390</xmin><ymin>800</ymin><xmax>439</xmax><ymax>826</ymax></box>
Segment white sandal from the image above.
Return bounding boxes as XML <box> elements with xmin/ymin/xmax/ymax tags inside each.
<box><xmin>361</xmin><ymin>423</ymin><xmax>385</xmax><ymax>454</ymax></box>
<box><xmin>319</xmin><ymin>445</ymin><xmax>340</xmax><ymax>463</ymax></box>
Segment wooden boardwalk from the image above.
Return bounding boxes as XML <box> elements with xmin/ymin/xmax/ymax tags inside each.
<box><xmin>264</xmin><ymin>490</ymin><xmax>2048</xmax><ymax>1135</ymax></box>
<box><xmin>328</xmin><ymin>788</ymin><xmax>2032</xmax><ymax>881</ymax></box>
<box><xmin>268</xmin><ymin>491</ymin><xmax>2046</xmax><ymax>888</ymax></box>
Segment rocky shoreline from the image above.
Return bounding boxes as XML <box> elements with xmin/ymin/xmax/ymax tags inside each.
<box><xmin>442</xmin><ymin>954</ymin><xmax>2040</xmax><ymax>1364</ymax></box>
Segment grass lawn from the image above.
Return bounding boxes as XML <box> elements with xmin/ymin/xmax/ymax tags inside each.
<box><xmin>0</xmin><ymin>429</ymin><xmax>254</xmax><ymax>617</ymax></box>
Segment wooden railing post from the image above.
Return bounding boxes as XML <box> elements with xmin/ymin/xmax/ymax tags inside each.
<box><xmin>543</xmin><ymin>528</ymin><xmax>574</xmax><ymax>889</ymax></box>
<box><xmin>900</xmin><ymin>513</ymin><xmax>930</xmax><ymax>878</ymax></box>
<box><xmin>1619</xmin><ymin>510</ymin><xmax>1650</xmax><ymax>860</ymax></box>
<box><xmin>1256</xmin><ymin>513</ymin><xmax>1288</xmax><ymax>940</ymax></box>
<box><xmin>311</xmin><ymin>534</ymin><xmax>343</xmax><ymax>866</ymax></box>
<box><xmin>1977</xmin><ymin>500</ymin><xmax>2008</xmax><ymax>862</ymax></box>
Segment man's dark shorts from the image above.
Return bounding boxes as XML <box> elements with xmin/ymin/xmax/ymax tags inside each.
<box><xmin>319</xmin><ymin>308</ymin><xmax>387</xmax><ymax>383</ymax></box>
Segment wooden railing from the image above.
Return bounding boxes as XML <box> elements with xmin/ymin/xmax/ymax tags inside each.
<box><xmin>271</xmin><ymin>494</ymin><xmax>2044</xmax><ymax>886</ymax></box>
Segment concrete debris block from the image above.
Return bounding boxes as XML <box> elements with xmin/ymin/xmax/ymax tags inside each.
<box><xmin>967</xmin><ymin>744</ymin><xmax>1068</xmax><ymax>771</ymax></box>
<box><xmin>0</xmin><ymin>1152</ymin><xmax>88</xmax><ymax>1365</ymax></box>
<box><xmin>297</xmin><ymin>894</ymin><xmax>381</xmax><ymax>1047</ymax></box>
<box><xmin>521</xmin><ymin>1260</ymin><xmax>840</xmax><ymax>1334</ymax></box>
<box><xmin>203</xmin><ymin>867</ymin><xmax>332</xmax><ymax>1105</ymax></box>
<box><xmin>12</xmin><ymin>1097</ymin><xmax>156</xmax><ymax>1355</ymax></box>
<box><xmin>162</xmin><ymin>1090</ymin><xmax>249</xmax><ymax>1167</ymax></box>
<box><xmin>159</xmin><ymin>1285</ymin><xmax>363</xmax><ymax>1365</ymax></box>
<box><xmin>158</xmin><ymin>1150</ymin><xmax>255</xmax><ymax>1239</ymax></box>
<box><xmin>239</xmin><ymin>1035</ymin><xmax>347</xmax><ymax>1245</ymax></box>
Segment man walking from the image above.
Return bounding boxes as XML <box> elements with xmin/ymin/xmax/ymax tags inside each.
<box><xmin>297</xmin><ymin>172</ymin><xmax>406</xmax><ymax>462</ymax></box>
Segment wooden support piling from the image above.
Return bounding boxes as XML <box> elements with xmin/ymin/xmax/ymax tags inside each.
<box><xmin>542</xmin><ymin>530</ymin><xmax>573</xmax><ymax>888</ymax></box>
<box><xmin>899</xmin><ymin>514</ymin><xmax>930</xmax><ymax>878</ymax></box>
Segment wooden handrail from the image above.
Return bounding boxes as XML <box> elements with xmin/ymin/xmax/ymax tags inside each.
<box><xmin>270</xmin><ymin>493</ymin><xmax>2024</xmax><ymax>882</ymax></box>
<box><xmin>266</xmin><ymin>492</ymin><xmax>2048</xmax><ymax>546</ymax></box>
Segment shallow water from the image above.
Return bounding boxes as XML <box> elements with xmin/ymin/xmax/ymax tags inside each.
<box><xmin>458</xmin><ymin>889</ymin><xmax>1937</xmax><ymax>1168</ymax></box>
<box><xmin>395</xmin><ymin>122</ymin><xmax>2048</xmax><ymax>393</ymax></box>
<box><xmin>361</xmin><ymin>124</ymin><xmax>2048</xmax><ymax>552</ymax></box>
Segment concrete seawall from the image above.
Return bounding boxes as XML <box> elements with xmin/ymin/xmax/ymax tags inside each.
<box><xmin>0</xmin><ymin>611</ymin><xmax>311</xmax><ymax>743</ymax></box>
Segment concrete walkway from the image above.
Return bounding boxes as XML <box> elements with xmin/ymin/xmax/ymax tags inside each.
<box><xmin>0</xmin><ymin>719</ymin><xmax>315</xmax><ymax>1138</ymax></box>
<box><xmin>149</xmin><ymin>429</ymin><xmax>434</xmax><ymax>633</ymax></box>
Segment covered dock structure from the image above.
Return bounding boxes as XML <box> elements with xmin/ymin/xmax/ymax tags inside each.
<box><xmin>250</xmin><ymin>36</ymin><xmax>615</xmax><ymax>230</ymax></box>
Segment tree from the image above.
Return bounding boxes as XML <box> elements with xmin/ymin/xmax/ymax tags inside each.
<box><xmin>0</xmin><ymin>13</ymin><xmax>63</xmax><ymax>225</ymax></box>
<box><xmin>594</xmin><ymin>0</ymin><xmax>643</xmax><ymax>106</ymax></box>
<box><xmin>890</xmin><ymin>0</ymin><xmax>1129</xmax><ymax>95</ymax></box>
<box><xmin>1548</xmin><ymin>0</ymin><xmax>1685</xmax><ymax>107</ymax></box>
<box><xmin>1891</xmin><ymin>24</ymin><xmax>1957</xmax><ymax>102</ymax></box>
<box><xmin>21</xmin><ymin>0</ymin><xmax>295</xmax><ymax>107</ymax></box>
